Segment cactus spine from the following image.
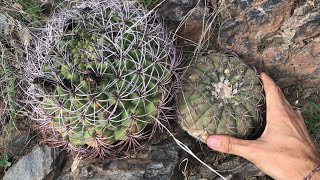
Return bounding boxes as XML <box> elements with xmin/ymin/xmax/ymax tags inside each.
<box><xmin>178</xmin><ymin>53</ymin><xmax>264</xmax><ymax>143</ymax></box>
<box><xmin>26</xmin><ymin>0</ymin><xmax>179</xmax><ymax>157</ymax></box>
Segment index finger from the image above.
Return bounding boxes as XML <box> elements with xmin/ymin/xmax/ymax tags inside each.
<box><xmin>260</xmin><ymin>73</ymin><xmax>284</xmax><ymax>111</ymax></box>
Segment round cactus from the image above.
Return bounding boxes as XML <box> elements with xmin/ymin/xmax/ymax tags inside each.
<box><xmin>178</xmin><ymin>53</ymin><xmax>264</xmax><ymax>143</ymax></box>
<box><xmin>26</xmin><ymin>0</ymin><xmax>179</xmax><ymax>157</ymax></box>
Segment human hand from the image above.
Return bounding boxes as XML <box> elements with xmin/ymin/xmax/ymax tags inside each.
<box><xmin>207</xmin><ymin>73</ymin><xmax>320</xmax><ymax>180</ymax></box>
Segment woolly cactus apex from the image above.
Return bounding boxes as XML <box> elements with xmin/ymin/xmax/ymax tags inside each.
<box><xmin>178</xmin><ymin>53</ymin><xmax>265</xmax><ymax>143</ymax></box>
<box><xmin>26</xmin><ymin>0</ymin><xmax>179</xmax><ymax>157</ymax></box>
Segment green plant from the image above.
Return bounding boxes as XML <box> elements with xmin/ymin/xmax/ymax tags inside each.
<box><xmin>178</xmin><ymin>53</ymin><xmax>265</xmax><ymax>143</ymax></box>
<box><xmin>0</xmin><ymin>53</ymin><xmax>14</xmax><ymax>171</ymax></box>
<box><xmin>0</xmin><ymin>155</ymin><xmax>11</xmax><ymax>169</ymax></box>
<box><xmin>26</xmin><ymin>0</ymin><xmax>179</xmax><ymax>158</ymax></box>
<box><xmin>0</xmin><ymin>48</ymin><xmax>16</xmax><ymax>147</ymax></box>
<box><xmin>0</xmin><ymin>9</ymin><xmax>28</xmax><ymax>138</ymax></box>
<box><xmin>0</xmin><ymin>48</ymin><xmax>16</xmax><ymax>139</ymax></box>
<box><xmin>302</xmin><ymin>102</ymin><xmax>320</xmax><ymax>139</ymax></box>
<box><xmin>138</xmin><ymin>0</ymin><xmax>158</xmax><ymax>9</ymax></box>
<box><xmin>15</xmin><ymin>0</ymin><xmax>44</xmax><ymax>23</ymax></box>
<box><xmin>0</xmin><ymin>11</ymin><xmax>24</xmax><ymax>169</ymax></box>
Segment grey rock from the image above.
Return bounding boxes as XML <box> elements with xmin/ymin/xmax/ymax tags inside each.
<box><xmin>261</xmin><ymin>0</ymin><xmax>284</xmax><ymax>11</ymax></box>
<box><xmin>293</xmin><ymin>9</ymin><xmax>320</xmax><ymax>42</ymax></box>
<box><xmin>3</xmin><ymin>145</ymin><xmax>60</xmax><ymax>180</ymax></box>
<box><xmin>8</xmin><ymin>134</ymin><xmax>33</xmax><ymax>157</ymax></box>
<box><xmin>238</xmin><ymin>0</ymin><xmax>254</xmax><ymax>10</ymax></box>
<box><xmin>157</xmin><ymin>0</ymin><xmax>201</xmax><ymax>21</ymax></box>
<box><xmin>213</xmin><ymin>156</ymin><xmax>262</xmax><ymax>180</ymax></box>
<box><xmin>184</xmin><ymin>152</ymin><xmax>261</xmax><ymax>180</ymax></box>
<box><xmin>187</xmin><ymin>176</ymin><xmax>197</xmax><ymax>180</ymax></box>
<box><xmin>55</xmin><ymin>132</ymin><xmax>262</xmax><ymax>180</ymax></box>
<box><xmin>215</xmin><ymin>0</ymin><xmax>320</xmax><ymax>92</ymax></box>
<box><xmin>57</xmin><ymin>138</ymin><xmax>184</xmax><ymax>180</ymax></box>
<box><xmin>215</xmin><ymin>175</ymin><xmax>233</xmax><ymax>180</ymax></box>
<box><xmin>56</xmin><ymin>173</ymin><xmax>73</xmax><ymax>180</ymax></box>
<box><xmin>157</xmin><ymin>0</ymin><xmax>215</xmax><ymax>52</ymax></box>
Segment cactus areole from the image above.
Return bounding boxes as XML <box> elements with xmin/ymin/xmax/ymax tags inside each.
<box><xmin>27</xmin><ymin>0</ymin><xmax>178</xmax><ymax>157</ymax></box>
<box><xmin>178</xmin><ymin>53</ymin><xmax>264</xmax><ymax>143</ymax></box>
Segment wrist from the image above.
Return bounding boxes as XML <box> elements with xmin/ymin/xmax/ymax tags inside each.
<box><xmin>305</xmin><ymin>166</ymin><xmax>320</xmax><ymax>180</ymax></box>
<box><xmin>304</xmin><ymin>157</ymin><xmax>320</xmax><ymax>180</ymax></box>
<box><xmin>309</xmin><ymin>170</ymin><xmax>320</xmax><ymax>180</ymax></box>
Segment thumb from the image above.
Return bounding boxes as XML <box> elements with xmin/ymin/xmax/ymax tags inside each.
<box><xmin>207</xmin><ymin>135</ymin><xmax>251</xmax><ymax>157</ymax></box>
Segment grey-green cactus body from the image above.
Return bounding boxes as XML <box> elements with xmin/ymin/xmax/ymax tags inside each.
<box><xmin>178</xmin><ymin>53</ymin><xmax>264</xmax><ymax>143</ymax></box>
<box><xmin>27</xmin><ymin>0</ymin><xmax>178</xmax><ymax>157</ymax></box>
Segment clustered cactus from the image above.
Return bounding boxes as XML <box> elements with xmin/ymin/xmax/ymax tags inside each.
<box><xmin>26</xmin><ymin>0</ymin><xmax>179</xmax><ymax>157</ymax></box>
<box><xmin>178</xmin><ymin>53</ymin><xmax>264</xmax><ymax>143</ymax></box>
<box><xmin>20</xmin><ymin>0</ymin><xmax>266</xmax><ymax>158</ymax></box>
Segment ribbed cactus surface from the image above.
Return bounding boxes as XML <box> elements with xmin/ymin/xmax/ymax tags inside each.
<box><xmin>26</xmin><ymin>0</ymin><xmax>178</xmax><ymax>157</ymax></box>
<box><xmin>178</xmin><ymin>53</ymin><xmax>264</xmax><ymax>143</ymax></box>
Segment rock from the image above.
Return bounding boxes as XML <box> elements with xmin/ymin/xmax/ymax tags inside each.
<box><xmin>183</xmin><ymin>150</ymin><xmax>262</xmax><ymax>180</ymax></box>
<box><xmin>57</xmin><ymin>138</ymin><xmax>183</xmax><ymax>180</ymax></box>
<box><xmin>216</xmin><ymin>0</ymin><xmax>320</xmax><ymax>90</ymax></box>
<box><xmin>213</xmin><ymin>156</ymin><xmax>263</xmax><ymax>180</ymax></box>
<box><xmin>154</xmin><ymin>1</ymin><xmax>320</xmax><ymax>179</ymax></box>
<box><xmin>7</xmin><ymin>134</ymin><xmax>33</xmax><ymax>157</ymax></box>
<box><xmin>157</xmin><ymin>0</ymin><xmax>216</xmax><ymax>53</ymax></box>
<box><xmin>3</xmin><ymin>145</ymin><xmax>61</xmax><ymax>180</ymax></box>
<box><xmin>54</xmin><ymin>130</ymin><xmax>263</xmax><ymax>180</ymax></box>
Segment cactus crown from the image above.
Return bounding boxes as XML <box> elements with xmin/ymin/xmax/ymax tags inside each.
<box><xmin>178</xmin><ymin>53</ymin><xmax>264</xmax><ymax>143</ymax></box>
<box><xmin>26</xmin><ymin>0</ymin><xmax>178</xmax><ymax>157</ymax></box>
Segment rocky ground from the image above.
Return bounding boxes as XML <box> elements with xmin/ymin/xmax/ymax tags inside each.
<box><xmin>159</xmin><ymin>0</ymin><xmax>320</xmax><ymax>107</ymax></box>
<box><xmin>1</xmin><ymin>0</ymin><xmax>319</xmax><ymax>180</ymax></box>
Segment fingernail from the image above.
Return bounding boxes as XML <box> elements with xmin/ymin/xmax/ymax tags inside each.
<box><xmin>296</xmin><ymin>109</ymin><xmax>301</xmax><ymax>115</ymax></box>
<box><xmin>207</xmin><ymin>136</ymin><xmax>220</xmax><ymax>150</ymax></box>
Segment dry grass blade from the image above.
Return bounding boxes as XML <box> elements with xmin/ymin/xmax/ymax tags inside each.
<box><xmin>0</xmin><ymin>9</ymin><xmax>31</xmax><ymax>171</ymax></box>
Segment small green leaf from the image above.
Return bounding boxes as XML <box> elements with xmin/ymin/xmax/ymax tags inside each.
<box><xmin>0</xmin><ymin>155</ymin><xmax>11</xmax><ymax>168</ymax></box>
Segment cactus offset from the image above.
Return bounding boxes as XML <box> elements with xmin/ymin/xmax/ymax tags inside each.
<box><xmin>26</xmin><ymin>0</ymin><xmax>179</xmax><ymax>157</ymax></box>
<box><xmin>178</xmin><ymin>53</ymin><xmax>264</xmax><ymax>143</ymax></box>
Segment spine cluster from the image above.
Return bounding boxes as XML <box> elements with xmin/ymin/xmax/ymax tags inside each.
<box><xmin>25</xmin><ymin>0</ymin><xmax>180</xmax><ymax>158</ymax></box>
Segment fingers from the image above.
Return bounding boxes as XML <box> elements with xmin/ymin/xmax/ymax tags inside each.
<box><xmin>294</xmin><ymin>109</ymin><xmax>310</xmax><ymax>135</ymax></box>
<box><xmin>260</xmin><ymin>73</ymin><xmax>294</xmax><ymax>125</ymax></box>
<box><xmin>260</xmin><ymin>73</ymin><xmax>277</xmax><ymax>90</ymax></box>
<box><xmin>260</xmin><ymin>73</ymin><xmax>284</xmax><ymax>109</ymax></box>
<box><xmin>294</xmin><ymin>109</ymin><xmax>303</xmax><ymax>122</ymax></box>
<box><xmin>294</xmin><ymin>109</ymin><xmax>317</xmax><ymax>149</ymax></box>
<box><xmin>207</xmin><ymin>135</ymin><xmax>253</xmax><ymax>159</ymax></box>
<box><xmin>293</xmin><ymin>109</ymin><xmax>310</xmax><ymax>135</ymax></box>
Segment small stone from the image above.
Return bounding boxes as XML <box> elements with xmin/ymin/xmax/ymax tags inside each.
<box><xmin>188</xmin><ymin>176</ymin><xmax>197</xmax><ymax>180</ymax></box>
<box><xmin>293</xmin><ymin>4</ymin><xmax>311</xmax><ymax>16</ymax></box>
<box><xmin>8</xmin><ymin>134</ymin><xmax>32</xmax><ymax>157</ymax></box>
<box><xmin>57</xmin><ymin>140</ymin><xmax>181</xmax><ymax>180</ymax></box>
<box><xmin>3</xmin><ymin>145</ymin><xmax>60</xmax><ymax>180</ymax></box>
